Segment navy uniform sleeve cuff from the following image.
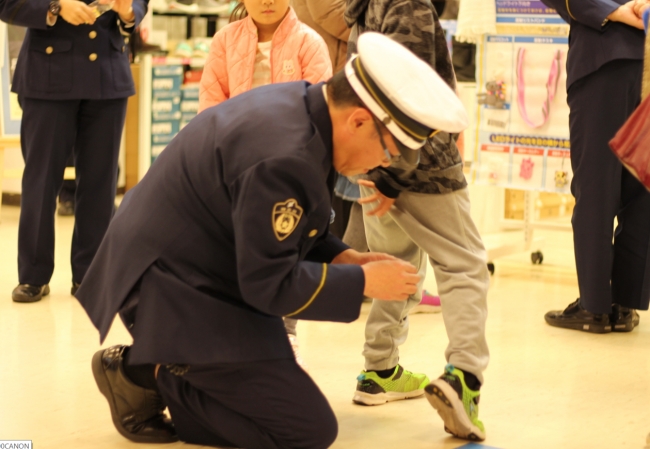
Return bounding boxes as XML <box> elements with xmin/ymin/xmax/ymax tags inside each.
<box><xmin>288</xmin><ymin>265</ymin><xmax>365</xmax><ymax>322</ymax></box>
<box><xmin>118</xmin><ymin>18</ymin><xmax>136</xmax><ymax>35</ymax></box>
<box><xmin>565</xmin><ymin>0</ymin><xmax>621</xmax><ymax>30</ymax></box>
<box><xmin>118</xmin><ymin>0</ymin><xmax>147</xmax><ymax>34</ymax></box>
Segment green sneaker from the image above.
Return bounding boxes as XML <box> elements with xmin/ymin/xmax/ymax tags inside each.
<box><xmin>425</xmin><ymin>364</ymin><xmax>485</xmax><ymax>441</ymax></box>
<box><xmin>353</xmin><ymin>365</ymin><xmax>429</xmax><ymax>406</ymax></box>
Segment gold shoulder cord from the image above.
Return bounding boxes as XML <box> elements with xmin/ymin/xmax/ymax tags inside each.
<box><xmin>285</xmin><ymin>263</ymin><xmax>328</xmax><ymax>317</ymax></box>
<box><xmin>565</xmin><ymin>0</ymin><xmax>576</xmax><ymax>20</ymax></box>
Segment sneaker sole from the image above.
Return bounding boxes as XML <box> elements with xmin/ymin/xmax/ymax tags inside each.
<box><xmin>425</xmin><ymin>382</ymin><xmax>485</xmax><ymax>441</ymax></box>
<box><xmin>544</xmin><ymin>316</ymin><xmax>611</xmax><ymax>333</ymax></box>
<box><xmin>353</xmin><ymin>388</ymin><xmax>425</xmax><ymax>406</ymax></box>
<box><xmin>91</xmin><ymin>351</ymin><xmax>177</xmax><ymax>444</ymax></box>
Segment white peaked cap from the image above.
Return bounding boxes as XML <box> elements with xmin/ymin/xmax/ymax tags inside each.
<box><xmin>345</xmin><ymin>32</ymin><xmax>469</xmax><ymax>153</ymax></box>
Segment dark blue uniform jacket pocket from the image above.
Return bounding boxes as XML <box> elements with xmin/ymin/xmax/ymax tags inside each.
<box><xmin>27</xmin><ymin>37</ymin><xmax>73</xmax><ymax>93</ymax></box>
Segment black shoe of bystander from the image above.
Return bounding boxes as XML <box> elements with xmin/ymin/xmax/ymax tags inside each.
<box><xmin>12</xmin><ymin>284</ymin><xmax>50</xmax><ymax>303</ymax></box>
<box><xmin>57</xmin><ymin>200</ymin><xmax>74</xmax><ymax>216</ymax></box>
<box><xmin>610</xmin><ymin>304</ymin><xmax>640</xmax><ymax>332</ymax></box>
<box><xmin>544</xmin><ymin>299</ymin><xmax>611</xmax><ymax>333</ymax></box>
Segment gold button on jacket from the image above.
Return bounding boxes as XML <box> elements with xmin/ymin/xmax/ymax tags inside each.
<box><xmin>89</xmin><ymin>31</ymin><xmax>97</xmax><ymax>39</ymax></box>
<box><xmin>46</xmin><ymin>46</ymin><xmax>53</xmax><ymax>54</ymax></box>
<box><xmin>89</xmin><ymin>53</ymin><xmax>98</xmax><ymax>61</ymax></box>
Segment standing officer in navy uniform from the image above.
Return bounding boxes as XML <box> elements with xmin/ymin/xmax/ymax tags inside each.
<box><xmin>541</xmin><ymin>0</ymin><xmax>650</xmax><ymax>331</ymax></box>
<box><xmin>1</xmin><ymin>0</ymin><xmax>147</xmax><ymax>302</ymax></box>
<box><xmin>75</xmin><ymin>33</ymin><xmax>470</xmax><ymax>447</ymax></box>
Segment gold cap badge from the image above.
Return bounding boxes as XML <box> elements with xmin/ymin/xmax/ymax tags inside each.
<box><xmin>272</xmin><ymin>199</ymin><xmax>303</xmax><ymax>241</ymax></box>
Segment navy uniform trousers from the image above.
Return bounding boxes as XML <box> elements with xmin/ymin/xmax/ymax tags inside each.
<box><xmin>18</xmin><ymin>97</ymin><xmax>126</xmax><ymax>285</ymax></box>
<box><xmin>157</xmin><ymin>361</ymin><xmax>337</xmax><ymax>448</ymax></box>
<box><xmin>124</xmin><ymin>262</ymin><xmax>339</xmax><ymax>449</ymax></box>
<box><xmin>2</xmin><ymin>0</ymin><xmax>146</xmax><ymax>287</ymax></box>
<box><xmin>568</xmin><ymin>58</ymin><xmax>650</xmax><ymax>314</ymax></box>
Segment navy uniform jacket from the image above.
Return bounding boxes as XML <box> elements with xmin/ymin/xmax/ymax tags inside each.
<box><xmin>540</xmin><ymin>0</ymin><xmax>643</xmax><ymax>87</ymax></box>
<box><xmin>77</xmin><ymin>82</ymin><xmax>366</xmax><ymax>365</ymax></box>
<box><xmin>0</xmin><ymin>0</ymin><xmax>147</xmax><ymax>100</ymax></box>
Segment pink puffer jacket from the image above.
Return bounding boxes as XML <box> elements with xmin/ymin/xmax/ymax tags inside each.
<box><xmin>199</xmin><ymin>7</ymin><xmax>332</xmax><ymax>112</ymax></box>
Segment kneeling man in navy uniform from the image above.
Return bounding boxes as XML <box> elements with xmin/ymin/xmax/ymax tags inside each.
<box><xmin>76</xmin><ymin>32</ymin><xmax>469</xmax><ymax>448</ymax></box>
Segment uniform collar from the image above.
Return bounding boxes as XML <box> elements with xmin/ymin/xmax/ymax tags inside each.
<box><xmin>305</xmin><ymin>82</ymin><xmax>333</xmax><ymax>174</ymax></box>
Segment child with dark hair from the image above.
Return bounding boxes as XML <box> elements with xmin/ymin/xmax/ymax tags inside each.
<box><xmin>345</xmin><ymin>0</ymin><xmax>490</xmax><ymax>441</ymax></box>
<box><xmin>199</xmin><ymin>0</ymin><xmax>332</xmax><ymax>112</ymax></box>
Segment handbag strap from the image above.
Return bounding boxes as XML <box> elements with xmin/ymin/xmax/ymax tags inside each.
<box><xmin>516</xmin><ymin>48</ymin><xmax>562</xmax><ymax>129</ymax></box>
<box><xmin>642</xmin><ymin>27</ymin><xmax>650</xmax><ymax>100</ymax></box>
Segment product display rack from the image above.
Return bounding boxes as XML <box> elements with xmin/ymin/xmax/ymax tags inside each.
<box><xmin>152</xmin><ymin>6</ymin><xmax>229</xmax><ymax>40</ymax></box>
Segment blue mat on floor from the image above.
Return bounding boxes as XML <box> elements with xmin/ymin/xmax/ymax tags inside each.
<box><xmin>456</xmin><ymin>444</ymin><xmax>503</xmax><ymax>449</ymax></box>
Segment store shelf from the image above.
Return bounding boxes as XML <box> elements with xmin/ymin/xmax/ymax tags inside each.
<box><xmin>152</xmin><ymin>55</ymin><xmax>206</xmax><ymax>67</ymax></box>
<box><xmin>152</xmin><ymin>6</ymin><xmax>229</xmax><ymax>39</ymax></box>
<box><xmin>152</xmin><ymin>4</ymin><xmax>230</xmax><ymax>16</ymax></box>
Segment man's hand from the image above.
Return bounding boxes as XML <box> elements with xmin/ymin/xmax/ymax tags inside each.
<box><xmin>331</xmin><ymin>249</ymin><xmax>396</xmax><ymax>265</ymax></box>
<box><xmin>607</xmin><ymin>0</ymin><xmax>644</xmax><ymax>29</ymax></box>
<box><xmin>59</xmin><ymin>0</ymin><xmax>96</xmax><ymax>25</ymax></box>
<box><xmin>357</xmin><ymin>179</ymin><xmax>396</xmax><ymax>217</ymax></box>
<box><xmin>362</xmin><ymin>260</ymin><xmax>420</xmax><ymax>301</ymax></box>
<box><xmin>632</xmin><ymin>0</ymin><xmax>650</xmax><ymax>19</ymax></box>
<box><xmin>112</xmin><ymin>0</ymin><xmax>135</xmax><ymax>22</ymax></box>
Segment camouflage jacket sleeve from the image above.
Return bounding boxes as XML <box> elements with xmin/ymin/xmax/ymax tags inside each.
<box><xmin>367</xmin><ymin>132</ymin><xmax>466</xmax><ymax>198</ymax></box>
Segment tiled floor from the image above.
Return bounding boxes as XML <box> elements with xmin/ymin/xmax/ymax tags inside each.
<box><xmin>0</xmin><ymin>204</ymin><xmax>648</xmax><ymax>449</ymax></box>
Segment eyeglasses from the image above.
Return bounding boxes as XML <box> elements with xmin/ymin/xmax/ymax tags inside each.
<box><xmin>372</xmin><ymin>116</ymin><xmax>401</xmax><ymax>164</ymax></box>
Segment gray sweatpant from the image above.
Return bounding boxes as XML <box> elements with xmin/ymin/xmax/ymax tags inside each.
<box><xmin>284</xmin><ymin>317</ymin><xmax>297</xmax><ymax>336</ymax></box>
<box><xmin>360</xmin><ymin>187</ymin><xmax>490</xmax><ymax>384</ymax></box>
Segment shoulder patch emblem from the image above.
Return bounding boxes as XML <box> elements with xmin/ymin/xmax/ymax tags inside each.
<box><xmin>272</xmin><ymin>199</ymin><xmax>303</xmax><ymax>241</ymax></box>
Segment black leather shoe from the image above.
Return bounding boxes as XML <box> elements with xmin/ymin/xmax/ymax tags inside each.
<box><xmin>57</xmin><ymin>200</ymin><xmax>74</xmax><ymax>216</ymax></box>
<box><xmin>92</xmin><ymin>345</ymin><xmax>178</xmax><ymax>443</ymax></box>
<box><xmin>71</xmin><ymin>282</ymin><xmax>80</xmax><ymax>296</ymax></box>
<box><xmin>12</xmin><ymin>284</ymin><xmax>50</xmax><ymax>303</ymax></box>
<box><xmin>544</xmin><ymin>299</ymin><xmax>611</xmax><ymax>333</ymax></box>
<box><xmin>610</xmin><ymin>304</ymin><xmax>640</xmax><ymax>332</ymax></box>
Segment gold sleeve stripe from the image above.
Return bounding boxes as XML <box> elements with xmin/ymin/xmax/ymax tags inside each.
<box><xmin>285</xmin><ymin>263</ymin><xmax>327</xmax><ymax>317</ymax></box>
<box><xmin>565</xmin><ymin>0</ymin><xmax>576</xmax><ymax>20</ymax></box>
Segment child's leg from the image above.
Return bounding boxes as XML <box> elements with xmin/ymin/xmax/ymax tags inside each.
<box><xmin>283</xmin><ymin>317</ymin><xmax>307</xmax><ymax>369</ymax></box>
<box><xmin>342</xmin><ymin>201</ymin><xmax>369</xmax><ymax>252</ymax></box>
<box><xmin>390</xmin><ymin>188</ymin><xmax>489</xmax><ymax>384</ymax></box>
<box><xmin>386</xmin><ymin>188</ymin><xmax>488</xmax><ymax>439</ymax></box>
<box><xmin>283</xmin><ymin>317</ymin><xmax>298</xmax><ymax>336</ymax></box>
<box><xmin>359</xmin><ymin>184</ymin><xmax>426</xmax><ymax>371</ymax></box>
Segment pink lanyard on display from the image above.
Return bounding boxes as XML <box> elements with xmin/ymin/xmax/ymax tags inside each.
<box><xmin>516</xmin><ymin>48</ymin><xmax>562</xmax><ymax>129</ymax></box>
